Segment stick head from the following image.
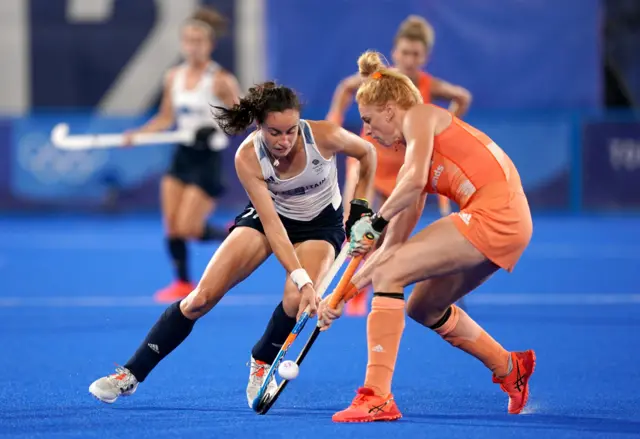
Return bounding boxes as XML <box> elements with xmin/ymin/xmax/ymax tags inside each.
<box><xmin>50</xmin><ymin>124</ymin><xmax>69</xmax><ymax>146</ymax></box>
<box><xmin>256</xmin><ymin>394</ymin><xmax>272</xmax><ymax>415</ymax></box>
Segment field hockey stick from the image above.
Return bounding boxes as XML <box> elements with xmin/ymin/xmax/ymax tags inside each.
<box><xmin>50</xmin><ymin>123</ymin><xmax>193</xmax><ymax>150</ymax></box>
<box><xmin>250</xmin><ymin>244</ymin><xmax>351</xmax><ymax>412</ymax></box>
<box><xmin>255</xmin><ymin>235</ymin><xmax>374</xmax><ymax>415</ymax></box>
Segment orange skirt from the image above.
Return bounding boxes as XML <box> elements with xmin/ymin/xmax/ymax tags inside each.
<box><xmin>449</xmin><ymin>183</ymin><xmax>532</xmax><ymax>272</ymax></box>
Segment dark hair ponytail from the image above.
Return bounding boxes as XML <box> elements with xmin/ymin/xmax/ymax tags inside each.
<box><xmin>214</xmin><ymin>81</ymin><xmax>301</xmax><ymax>135</ymax></box>
<box><xmin>213</xmin><ymin>98</ymin><xmax>255</xmax><ymax>136</ymax></box>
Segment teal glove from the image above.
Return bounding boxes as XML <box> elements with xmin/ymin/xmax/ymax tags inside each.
<box><xmin>348</xmin><ymin>214</ymin><xmax>388</xmax><ymax>255</ymax></box>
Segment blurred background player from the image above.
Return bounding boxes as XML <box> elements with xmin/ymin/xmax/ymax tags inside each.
<box><xmin>88</xmin><ymin>81</ymin><xmax>376</xmax><ymax>408</ymax></box>
<box><xmin>320</xmin><ymin>51</ymin><xmax>535</xmax><ymax>423</ymax></box>
<box><xmin>326</xmin><ymin>15</ymin><xmax>472</xmax><ymax>315</ymax></box>
<box><xmin>123</xmin><ymin>7</ymin><xmax>242</xmax><ymax>303</ymax></box>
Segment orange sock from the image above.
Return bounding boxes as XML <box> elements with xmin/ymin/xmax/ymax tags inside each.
<box><xmin>364</xmin><ymin>295</ymin><xmax>405</xmax><ymax>396</ymax></box>
<box><xmin>433</xmin><ymin>304</ymin><xmax>510</xmax><ymax>376</ymax></box>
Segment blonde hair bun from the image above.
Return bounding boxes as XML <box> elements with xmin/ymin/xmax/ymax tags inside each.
<box><xmin>357</xmin><ymin>51</ymin><xmax>388</xmax><ymax>77</ymax></box>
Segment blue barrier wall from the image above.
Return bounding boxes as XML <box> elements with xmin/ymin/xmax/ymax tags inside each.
<box><xmin>24</xmin><ymin>1</ymin><xmax>601</xmax><ymax>115</ymax></box>
<box><xmin>1</xmin><ymin>111</ymin><xmax>638</xmax><ymax>213</ymax></box>
<box><xmin>266</xmin><ymin>0</ymin><xmax>602</xmax><ymax>120</ymax></box>
<box><xmin>2</xmin><ymin>1</ymin><xmax>633</xmax><ymax>215</ymax></box>
<box><xmin>27</xmin><ymin>0</ymin><xmax>236</xmax><ymax>110</ymax></box>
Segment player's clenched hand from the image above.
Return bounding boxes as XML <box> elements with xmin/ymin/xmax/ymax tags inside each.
<box><xmin>348</xmin><ymin>216</ymin><xmax>380</xmax><ymax>256</ymax></box>
<box><xmin>297</xmin><ymin>284</ymin><xmax>320</xmax><ymax>321</ymax></box>
<box><xmin>318</xmin><ymin>294</ymin><xmax>345</xmax><ymax>332</ymax></box>
<box><xmin>345</xmin><ymin>199</ymin><xmax>373</xmax><ymax>238</ymax></box>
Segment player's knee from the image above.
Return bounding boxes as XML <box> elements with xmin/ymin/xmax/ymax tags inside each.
<box><xmin>405</xmin><ymin>294</ymin><xmax>433</xmax><ymax>324</ymax></box>
<box><xmin>405</xmin><ymin>296</ymin><xmax>421</xmax><ymax>322</ymax></box>
<box><xmin>172</xmin><ymin>218</ymin><xmax>192</xmax><ymax>239</ymax></box>
<box><xmin>180</xmin><ymin>286</ymin><xmax>221</xmax><ymax>319</ymax></box>
<box><xmin>371</xmin><ymin>262</ymin><xmax>399</xmax><ymax>287</ymax></box>
<box><xmin>371</xmin><ymin>269</ymin><xmax>383</xmax><ymax>286</ymax></box>
<box><xmin>281</xmin><ymin>289</ymin><xmax>300</xmax><ymax>318</ymax></box>
<box><xmin>164</xmin><ymin>217</ymin><xmax>180</xmax><ymax>237</ymax></box>
<box><xmin>406</xmin><ymin>297</ymin><xmax>449</xmax><ymax>328</ymax></box>
<box><xmin>192</xmin><ymin>222</ymin><xmax>211</xmax><ymax>240</ymax></box>
<box><xmin>185</xmin><ymin>225</ymin><xmax>204</xmax><ymax>240</ymax></box>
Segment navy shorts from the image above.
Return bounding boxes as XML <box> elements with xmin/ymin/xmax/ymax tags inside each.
<box><xmin>229</xmin><ymin>202</ymin><xmax>346</xmax><ymax>257</ymax></box>
<box><xmin>166</xmin><ymin>127</ymin><xmax>226</xmax><ymax>198</ymax></box>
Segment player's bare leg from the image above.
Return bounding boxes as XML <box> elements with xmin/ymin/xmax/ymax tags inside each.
<box><xmin>175</xmin><ymin>185</ymin><xmax>225</xmax><ymax>241</ymax></box>
<box><xmin>436</xmin><ymin>195</ymin><xmax>468</xmax><ymax>312</ymax></box>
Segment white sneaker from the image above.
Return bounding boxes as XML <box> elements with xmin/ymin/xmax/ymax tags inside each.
<box><xmin>246</xmin><ymin>356</ymin><xmax>277</xmax><ymax>408</ymax></box>
<box><xmin>89</xmin><ymin>366</ymin><xmax>139</xmax><ymax>404</ymax></box>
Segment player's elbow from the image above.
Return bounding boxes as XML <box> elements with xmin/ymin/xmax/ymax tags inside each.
<box><xmin>338</xmin><ymin>78</ymin><xmax>357</xmax><ymax>96</ymax></box>
<box><xmin>408</xmin><ymin>179</ymin><xmax>425</xmax><ymax>196</ymax></box>
<box><xmin>405</xmin><ymin>167</ymin><xmax>428</xmax><ymax>193</ymax></box>
<box><xmin>456</xmin><ymin>88</ymin><xmax>472</xmax><ymax>108</ymax></box>
<box><xmin>358</xmin><ymin>141</ymin><xmax>377</xmax><ymax>175</ymax></box>
<box><xmin>157</xmin><ymin>114</ymin><xmax>175</xmax><ymax>129</ymax></box>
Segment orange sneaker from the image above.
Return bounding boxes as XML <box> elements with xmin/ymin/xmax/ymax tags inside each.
<box><xmin>332</xmin><ymin>387</ymin><xmax>402</xmax><ymax>423</ymax></box>
<box><xmin>493</xmin><ymin>350</ymin><xmax>536</xmax><ymax>414</ymax></box>
<box><xmin>345</xmin><ymin>289</ymin><xmax>368</xmax><ymax>317</ymax></box>
<box><xmin>153</xmin><ymin>280</ymin><xmax>194</xmax><ymax>303</ymax></box>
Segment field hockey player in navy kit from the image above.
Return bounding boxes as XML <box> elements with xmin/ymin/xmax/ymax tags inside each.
<box><xmin>123</xmin><ymin>7</ymin><xmax>242</xmax><ymax>303</ymax></box>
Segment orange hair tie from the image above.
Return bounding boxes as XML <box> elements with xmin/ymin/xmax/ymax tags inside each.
<box><xmin>371</xmin><ymin>71</ymin><xmax>382</xmax><ymax>80</ymax></box>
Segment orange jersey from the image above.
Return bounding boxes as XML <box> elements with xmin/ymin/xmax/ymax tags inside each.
<box><xmin>429</xmin><ymin>111</ymin><xmax>531</xmax><ymax>271</ymax></box>
<box><xmin>425</xmin><ymin>114</ymin><xmax>524</xmax><ymax>209</ymax></box>
<box><xmin>361</xmin><ymin>72</ymin><xmax>433</xmax><ymax>197</ymax></box>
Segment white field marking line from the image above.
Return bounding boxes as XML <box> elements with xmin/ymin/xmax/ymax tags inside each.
<box><xmin>0</xmin><ymin>293</ymin><xmax>639</xmax><ymax>308</ymax></box>
<box><xmin>0</xmin><ymin>295</ymin><xmax>276</xmax><ymax>308</ymax></box>
<box><xmin>1</xmin><ymin>232</ymin><xmax>639</xmax><ymax>259</ymax></box>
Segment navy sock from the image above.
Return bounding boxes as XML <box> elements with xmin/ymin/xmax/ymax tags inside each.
<box><xmin>167</xmin><ymin>237</ymin><xmax>189</xmax><ymax>282</ymax></box>
<box><xmin>124</xmin><ymin>301</ymin><xmax>195</xmax><ymax>382</ymax></box>
<box><xmin>251</xmin><ymin>302</ymin><xmax>296</xmax><ymax>364</ymax></box>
